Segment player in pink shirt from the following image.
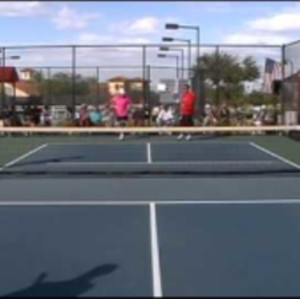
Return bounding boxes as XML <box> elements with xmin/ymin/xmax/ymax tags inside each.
<box><xmin>111</xmin><ymin>85</ymin><xmax>132</xmax><ymax>140</ymax></box>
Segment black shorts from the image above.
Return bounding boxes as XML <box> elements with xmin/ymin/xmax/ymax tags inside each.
<box><xmin>117</xmin><ymin>116</ymin><xmax>128</xmax><ymax>122</ymax></box>
<box><xmin>180</xmin><ymin>115</ymin><xmax>194</xmax><ymax>126</ymax></box>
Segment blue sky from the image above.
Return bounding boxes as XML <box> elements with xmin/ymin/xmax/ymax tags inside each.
<box><xmin>0</xmin><ymin>1</ymin><xmax>299</xmax><ymax>46</ymax></box>
<box><xmin>0</xmin><ymin>1</ymin><xmax>298</xmax><ymax>82</ymax></box>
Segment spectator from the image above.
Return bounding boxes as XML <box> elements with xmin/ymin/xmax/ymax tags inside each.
<box><xmin>203</xmin><ymin>104</ymin><xmax>218</xmax><ymax>126</ymax></box>
<box><xmin>144</xmin><ymin>104</ymin><xmax>150</xmax><ymax>126</ymax></box>
<box><xmin>32</xmin><ymin>106</ymin><xmax>41</xmax><ymax>126</ymax></box>
<box><xmin>151</xmin><ymin>105</ymin><xmax>160</xmax><ymax>125</ymax></box>
<box><xmin>101</xmin><ymin>105</ymin><xmax>110</xmax><ymax>127</ymax></box>
<box><xmin>40</xmin><ymin>106</ymin><xmax>52</xmax><ymax>126</ymax></box>
<box><xmin>79</xmin><ymin>104</ymin><xmax>89</xmax><ymax>126</ymax></box>
<box><xmin>132</xmin><ymin>102</ymin><xmax>145</xmax><ymax>127</ymax></box>
<box><xmin>156</xmin><ymin>105</ymin><xmax>174</xmax><ymax>135</ymax></box>
<box><xmin>217</xmin><ymin>101</ymin><xmax>231</xmax><ymax>126</ymax></box>
<box><xmin>89</xmin><ymin>106</ymin><xmax>102</xmax><ymax>126</ymax></box>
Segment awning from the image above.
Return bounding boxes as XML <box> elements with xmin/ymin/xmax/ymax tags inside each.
<box><xmin>0</xmin><ymin>67</ymin><xmax>19</xmax><ymax>83</ymax></box>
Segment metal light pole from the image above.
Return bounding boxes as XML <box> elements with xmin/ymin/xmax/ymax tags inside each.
<box><xmin>165</xmin><ymin>23</ymin><xmax>200</xmax><ymax>68</ymax></box>
<box><xmin>162</xmin><ymin>37</ymin><xmax>191</xmax><ymax>79</ymax></box>
<box><xmin>157</xmin><ymin>53</ymin><xmax>180</xmax><ymax>79</ymax></box>
<box><xmin>165</xmin><ymin>23</ymin><xmax>202</xmax><ymax>114</ymax></box>
<box><xmin>159</xmin><ymin>46</ymin><xmax>184</xmax><ymax>79</ymax></box>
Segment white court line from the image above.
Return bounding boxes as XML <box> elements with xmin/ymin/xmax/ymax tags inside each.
<box><xmin>150</xmin><ymin>202</ymin><xmax>163</xmax><ymax>297</ymax></box>
<box><xmin>147</xmin><ymin>143</ymin><xmax>152</xmax><ymax>164</ymax></box>
<box><xmin>44</xmin><ymin>160</ymin><xmax>281</xmax><ymax>166</ymax></box>
<box><xmin>48</xmin><ymin>141</ymin><xmax>251</xmax><ymax>147</ymax></box>
<box><xmin>0</xmin><ymin>199</ymin><xmax>300</xmax><ymax>206</ymax></box>
<box><xmin>1</xmin><ymin>144</ymin><xmax>48</xmax><ymax>170</ymax></box>
<box><xmin>249</xmin><ymin>142</ymin><xmax>300</xmax><ymax>170</ymax></box>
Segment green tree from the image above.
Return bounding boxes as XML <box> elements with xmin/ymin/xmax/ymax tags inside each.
<box><xmin>246</xmin><ymin>91</ymin><xmax>277</xmax><ymax>106</ymax></box>
<box><xmin>195</xmin><ymin>52</ymin><xmax>260</xmax><ymax>105</ymax></box>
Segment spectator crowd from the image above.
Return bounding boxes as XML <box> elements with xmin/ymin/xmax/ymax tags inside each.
<box><xmin>0</xmin><ymin>102</ymin><xmax>278</xmax><ymax>128</ymax></box>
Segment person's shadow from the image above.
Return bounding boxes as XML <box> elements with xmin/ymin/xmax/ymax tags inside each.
<box><xmin>2</xmin><ymin>264</ymin><xmax>118</xmax><ymax>297</ymax></box>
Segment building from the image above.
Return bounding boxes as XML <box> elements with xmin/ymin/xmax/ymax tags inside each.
<box><xmin>19</xmin><ymin>68</ymin><xmax>36</xmax><ymax>81</ymax></box>
<box><xmin>107</xmin><ymin>76</ymin><xmax>147</xmax><ymax>95</ymax></box>
<box><xmin>129</xmin><ymin>77</ymin><xmax>144</xmax><ymax>91</ymax></box>
<box><xmin>107</xmin><ymin>76</ymin><xmax>128</xmax><ymax>95</ymax></box>
<box><xmin>4</xmin><ymin>68</ymin><xmax>42</xmax><ymax>105</ymax></box>
<box><xmin>283</xmin><ymin>71</ymin><xmax>300</xmax><ymax>124</ymax></box>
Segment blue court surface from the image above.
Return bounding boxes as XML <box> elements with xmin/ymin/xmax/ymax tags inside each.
<box><xmin>1</xmin><ymin>137</ymin><xmax>300</xmax><ymax>296</ymax></box>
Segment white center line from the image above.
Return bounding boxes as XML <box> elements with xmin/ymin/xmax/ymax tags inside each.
<box><xmin>150</xmin><ymin>202</ymin><xmax>163</xmax><ymax>297</ymax></box>
<box><xmin>147</xmin><ymin>142</ymin><xmax>152</xmax><ymax>164</ymax></box>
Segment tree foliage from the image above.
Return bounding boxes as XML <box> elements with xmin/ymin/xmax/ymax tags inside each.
<box><xmin>195</xmin><ymin>51</ymin><xmax>260</xmax><ymax>105</ymax></box>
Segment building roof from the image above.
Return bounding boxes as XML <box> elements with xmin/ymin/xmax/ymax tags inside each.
<box><xmin>129</xmin><ymin>77</ymin><xmax>145</xmax><ymax>83</ymax></box>
<box><xmin>14</xmin><ymin>80</ymin><xmax>41</xmax><ymax>96</ymax></box>
<box><xmin>108</xmin><ymin>76</ymin><xmax>128</xmax><ymax>82</ymax></box>
<box><xmin>0</xmin><ymin>67</ymin><xmax>19</xmax><ymax>83</ymax></box>
<box><xmin>20</xmin><ymin>68</ymin><xmax>36</xmax><ymax>73</ymax></box>
<box><xmin>285</xmin><ymin>71</ymin><xmax>300</xmax><ymax>81</ymax></box>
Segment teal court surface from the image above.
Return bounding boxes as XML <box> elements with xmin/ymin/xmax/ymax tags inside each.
<box><xmin>0</xmin><ymin>132</ymin><xmax>300</xmax><ymax>296</ymax></box>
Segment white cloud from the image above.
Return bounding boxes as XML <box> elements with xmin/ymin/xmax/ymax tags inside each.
<box><xmin>222</xmin><ymin>3</ymin><xmax>300</xmax><ymax>46</ymax></box>
<box><xmin>118</xmin><ymin>38</ymin><xmax>150</xmax><ymax>44</ymax></box>
<box><xmin>77</xmin><ymin>33</ymin><xmax>114</xmax><ymax>44</ymax></box>
<box><xmin>52</xmin><ymin>5</ymin><xmax>99</xmax><ymax>30</ymax></box>
<box><xmin>224</xmin><ymin>32</ymin><xmax>290</xmax><ymax>45</ymax></box>
<box><xmin>0</xmin><ymin>1</ymin><xmax>48</xmax><ymax>16</ymax></box>
<box><xmin>127</xmin><ymin>17</ymin><xmax>159</xmax><ymax>34</ymax></box>
<box><xmin>110</xmin><ymin>16</ymin><xmax>171</xmax><ymax>36</ymax></box>
<box><xmin>77</xmin><ymin>33</ymin><xmax>150</xmax><ymax>46</ymax></box>
<box><xmin>248</xmin><ymin>11</ymin><xmax>300</xmax><ymax>32</ymax></box>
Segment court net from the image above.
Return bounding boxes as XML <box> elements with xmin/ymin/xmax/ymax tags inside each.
<box><xmin>0</xmin><ymin>125</ymin><xmax>300</xmax><ymax>176</ymax></box>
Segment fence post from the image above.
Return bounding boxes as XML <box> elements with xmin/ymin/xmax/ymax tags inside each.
<box><xmin>96</xmin><ymin>66</ymin><xmax>100</xmax><ymax>105</ymax></box>
<box><xmin>281</xmin><ymin>44</ymin><xmax>286</xmax><ymax>125</ymax></box>
<box><xmin>146</xmin><ymin>65</ymin><xmax>151</xmax><ymax>110</ymax></box>
<box><xmin>216</xmin><ymin>46</ymin><xmax>220</xmax><ymax>106</ymax></box>
<box><xmin>142</xmin><ymin>45</ymin><xmax>147</xmax><ymax>108</ymax></box>
<box><xmin>1</xmin><ymin>47</ymin><xmax>6</xmax><ymax>109</ymax></box>
<box><xmin>71</xmin><ymin>46</ymin><xmax>76</xmax><ymax>119</ymax></box>
<box><xmin>47</xmin><ymin>67</ymin><xmax>52</xmax><ymax>106</ymax></box>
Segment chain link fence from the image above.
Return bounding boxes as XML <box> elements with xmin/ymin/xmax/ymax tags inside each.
<box><xmin>283</xmin><ymin>40</ymin><xmax>300</xmax><ymax>124</ymax></box>
<box><xmin>0</xmin><ymin>42</ymin><xmax>298</xmax><ymax>124</ymax></box>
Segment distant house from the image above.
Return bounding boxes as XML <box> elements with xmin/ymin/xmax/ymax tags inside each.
<box><xmin>4</xmin><ymin>68</ymin><xmax>42</xmax><ymax>105</ymax></box>
<box><xmin>107</xmin><ymin>76</ymin><xmax>147</xmax><ymax>95</ymax></box>
<box><xmin>129</xmin><ymin>77</ymin><xmax>145</xmax><ymax>91</ymax></box>
<box><xmin>107</xmin><ymin>76</ymin><xmax>128</xmax><ymax>95</ymax></box>
<box><xmin>19</xmin><ymin>68</ymin><xmax>36</xmax><ymax>81</ymax></box>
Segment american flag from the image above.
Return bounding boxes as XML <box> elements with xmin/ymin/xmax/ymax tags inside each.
<box><xmin>262</xmin><ymin>58</ymin><xmax>282</xmax><ymax>93</ymax></box>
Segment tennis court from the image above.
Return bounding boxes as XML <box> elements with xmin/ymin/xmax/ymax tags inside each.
<box><xmin>1</xmin><ymin>127</ymin><xmax>300</xmax><ymax>296</ymax></box>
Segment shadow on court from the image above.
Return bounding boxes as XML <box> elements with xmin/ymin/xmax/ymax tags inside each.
<box><xmin>2</xmin><ymin>264</ymin><xmax>118</xmax><ymax>297</ymax></box>
<box><xmin>8</xmin><ymin>156</ymin><xmax>84</xmax><ymax>168</ymax></box>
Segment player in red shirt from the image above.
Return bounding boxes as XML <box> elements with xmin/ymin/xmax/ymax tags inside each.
<box><xmin>177</xmin><ymin>84</ymin><xmax>196</xmax><ymax>140</ymax></box>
